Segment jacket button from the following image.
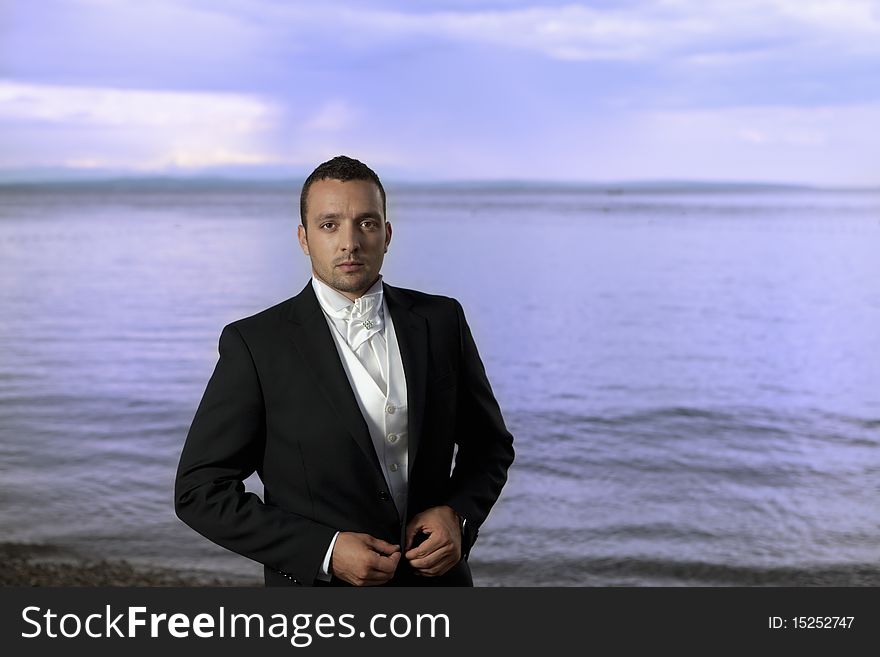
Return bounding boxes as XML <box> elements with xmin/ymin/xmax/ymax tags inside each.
<box><xmin>378</xmin><ymin>491</ymin><xmax>390</xmax><ymax>501</ymax></box>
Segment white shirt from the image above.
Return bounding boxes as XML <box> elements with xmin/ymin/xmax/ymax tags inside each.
<box><xmin>310</xmin><ymin>274</ymin><xmax>408</xmax><ymax>581</ymax></box>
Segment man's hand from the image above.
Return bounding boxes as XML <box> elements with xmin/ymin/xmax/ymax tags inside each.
<box><xmin>404</xmin><ymin>505</ymin><xmax>462</xmax><ymax>577</ymax></box>
<box><xmin>330</xmin><ymin>532</ymin><xmax>401</xmax><ymax>586</ymax></box>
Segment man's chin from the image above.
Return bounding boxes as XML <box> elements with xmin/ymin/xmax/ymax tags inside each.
<box><xmin>331</xmin><ymin>272</ymin><xmax>372</xmax><ymax>293</ymax></box>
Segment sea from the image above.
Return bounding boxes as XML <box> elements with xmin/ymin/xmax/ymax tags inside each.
<box><xmin>1</xmin><ymin>180</ymin><xmax>878</xmax><ymax>586</ymax></box>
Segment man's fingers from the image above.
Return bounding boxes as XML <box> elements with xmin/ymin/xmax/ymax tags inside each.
<box><xmin>404</xmin><ymin>531</ymin><xmax>447</xmax><ymax>561</ymax></box>
<box><xmin>408</xmin><ymin>554</ymin><xmax>443</xmax><ymax>571</ymax></box>
<box><xmin>371</xmin><ymin>550</ymin><xmax>400</xmax><ymax>575</ymax></box>
<box><xmin>365</xmin><ymin>535</ymin><xmax>400</xmax><ymax>556</ymax></box>
<box><xmin>407</xmin><ymin>541</ymin><xmax>452</xmax><ymax>569</ymax></box>
<box><xmin>351</xmin><ymin>549</ymin><xmax>400</xmax><ymax>586</ymax></box>
<box><xmin>410</xmin><ymin>553</ymin><xmax>454</xmax><ymax>577</ymax></box>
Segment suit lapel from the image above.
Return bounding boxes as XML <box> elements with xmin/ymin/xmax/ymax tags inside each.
<box><xmin>383</xmin><ymin>283</ymin><xmax>428</xmax><ymax>480</ymax></box>
<box><xmin>286</xmin><ymin>281</ymin><xmax>382</xmax><ymax>474</ymax></box>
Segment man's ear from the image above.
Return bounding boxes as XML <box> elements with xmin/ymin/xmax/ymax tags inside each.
<box><xmin>297</xmin><ymin>224</ymin><xmax>310</xmax><ymax>256</ymax></box>
<box><xmin>384</xmin><ymin>221</ymin><xmax>392</xmax><ymax>253</ymax></box>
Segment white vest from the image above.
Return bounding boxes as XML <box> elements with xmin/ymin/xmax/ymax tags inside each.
<box><xmin>323</xmin><ymin>296</ymin><xmax>409</xmax><ymax>521</ymax></box>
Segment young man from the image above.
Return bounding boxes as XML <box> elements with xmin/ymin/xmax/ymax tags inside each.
<box><xmin>175</xmin><ymin>156</ymin><xmax>515</xmax><ymax>586</ymax></box>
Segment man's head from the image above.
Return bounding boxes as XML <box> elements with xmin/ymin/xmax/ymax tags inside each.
<box><xmin>297</xmin><ymin>156</ymin><xmax>392</xmax><ymax>302</ymax></box>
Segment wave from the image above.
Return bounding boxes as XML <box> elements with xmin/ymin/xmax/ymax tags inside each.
<box><xmin>471</xmin><ymin>555</ymin><xmax>880</xmax><ymax>586</ymax></box>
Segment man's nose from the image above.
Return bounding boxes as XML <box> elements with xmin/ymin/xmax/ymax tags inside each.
<box><xmin>339</xmin><ymin>222</ymin><xmax>360</xmax><ymax>252</ymax></box>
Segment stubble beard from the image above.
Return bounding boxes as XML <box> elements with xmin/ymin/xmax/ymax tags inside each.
<box><xmin>314</xmin><ymin>261</ymin><xmax>377</xmax><ymax>296</ymax></box>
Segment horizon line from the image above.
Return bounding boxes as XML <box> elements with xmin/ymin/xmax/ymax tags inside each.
<box><xmin>0</xmin><ymin>175</ymin><xmax>878</xmax><ymax>193</ymax></box>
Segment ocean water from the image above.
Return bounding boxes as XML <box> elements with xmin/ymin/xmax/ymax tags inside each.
<box><xmin>1</xmin><ymin>182</ymin><xmax>878</xmax><ymax>586</ymax></box>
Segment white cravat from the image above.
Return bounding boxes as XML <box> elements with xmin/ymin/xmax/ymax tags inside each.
<box><xmin>314</xmin><ymin>276</ymin><xmax>388</xmax><ymax>396</ymax></box>
<box><xmin>345</xmin><ymin>292</ymin><xmax>385</xmax><ymax>349</ymax></box>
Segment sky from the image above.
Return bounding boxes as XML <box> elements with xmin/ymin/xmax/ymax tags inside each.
<box><xmin>1</xmin><ymin>0</ymin><xmax>878</xmax><ymax>185</ymax></box>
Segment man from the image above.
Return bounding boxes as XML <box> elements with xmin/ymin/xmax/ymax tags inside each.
<box><xmin>175</xmin><ymin>155</ymin><xmax>514</xmax><ymax>586</ymax></box>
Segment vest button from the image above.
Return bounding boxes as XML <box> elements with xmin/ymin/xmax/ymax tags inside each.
<box><xmin>378</xmin><ymin>490</ymin><xmax>390</xmax><ymax>501</ymax></box>
<box><xmin>387</xmin><ymin>433</ymin><xmax>398</xmax><ymax>444</ymax></box>
<box><xmin>385</xmin><ymin>404</ymin><xmax>396</xmax><ymax>414</ymax></box>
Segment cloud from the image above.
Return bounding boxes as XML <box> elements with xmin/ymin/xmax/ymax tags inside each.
<box><xmin>0</xmin><ymin>80</ymin><xmax>273</xmax><ymax>129</ymax></box>
<box><xmin>272</xmin><ymin>0</ymin><xmax>880</xmax><ymax>62</ymax></box>
<box><xmin>0</xmin><ymin>80</ymin><xmax>280</xmax><ymax>169</ymax></box>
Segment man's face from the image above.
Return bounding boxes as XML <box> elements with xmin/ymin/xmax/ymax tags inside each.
<box><xmin>297</xmin><ymin>178</ymin><xmax>392</xmax><ymax>301</ymax></box>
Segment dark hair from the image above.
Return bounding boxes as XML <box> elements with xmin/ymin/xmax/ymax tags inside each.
<box><xmin>299</xmin><ymin>155</ymin><xmax>386</xmax><ymax>228</ymax></box>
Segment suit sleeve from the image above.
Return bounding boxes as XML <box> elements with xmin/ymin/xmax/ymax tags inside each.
<box><xmin>445</xmin><ymin>300</ymin><xmax>515</xmax><ymax>556</ymax></box>
<box><xmin>174</xmin><ymin>323</ymin><xmax>337</xmax><ymax>585</ymax></box>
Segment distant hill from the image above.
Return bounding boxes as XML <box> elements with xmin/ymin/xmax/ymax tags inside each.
<box><xmin>0</xmin><ymin>167</ymin><xmax>876</xmax><ymax>194</ymax></box>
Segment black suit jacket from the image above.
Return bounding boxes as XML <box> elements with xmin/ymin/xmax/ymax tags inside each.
<box><xmin>174</xmin><ymin>280</ymin><xmax>515</xmax><ymax>586</ymax></box>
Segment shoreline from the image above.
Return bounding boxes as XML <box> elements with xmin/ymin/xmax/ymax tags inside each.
<box><xmin>5</xmin><ymin>542</ymin><xmax>880</xmax><ymax>587</ymax></box>
<box><xmin>0</xmin><ymin>543</ymin><xmax>261</xmax><ymax>587</ymax></box>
